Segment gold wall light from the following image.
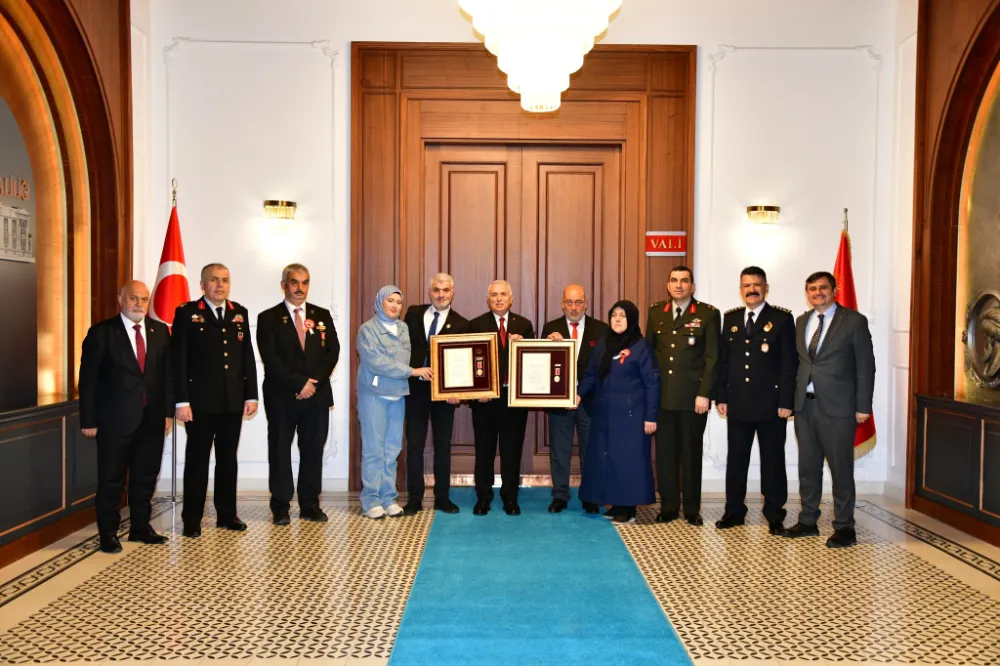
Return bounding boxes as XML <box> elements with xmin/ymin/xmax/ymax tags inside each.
<box><xmin>746</xmin><ymin>205</ymin><xmax>780</xmax><ymax>224</ymax></box>
<box><xmin>264</xmin><ymin>200</ymin><xmax>297</xmax><ymax>219</ymax></box>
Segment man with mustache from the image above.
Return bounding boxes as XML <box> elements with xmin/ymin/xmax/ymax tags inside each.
<box><xmin>79</xmin><ymin>280</ymin><xmax>174</xmax><ymax>553</ymax></box>
<box><xmin>715</xmin><ymin>266</ymin><xmax>797</xmax><ymax>535</ymax></box>
<box><xmin>256</xmin><ymin>263</ymin><xmax>340</xmax><ymax>525</ymax></box>
<box><xmin>402</xmin><ymin>273</ymin><xmax>468</xmax><ymax>515</ymax></box>
<box><xmin>173</xmin><ymin>264</ymin><xmax>258</xmax><ymax>537</ymax></box>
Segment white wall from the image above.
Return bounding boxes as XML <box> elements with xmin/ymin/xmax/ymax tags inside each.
<box><xmin>138</xmin><ymin>0</ymin><xmax>912</xmax><ymax>493</ymax></box>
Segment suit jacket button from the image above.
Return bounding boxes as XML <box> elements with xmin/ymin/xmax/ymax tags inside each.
<box><xmin>224</xmin><ymin>352</ymin><xmax>229</xmax><ymax>357</ymax></box>
<box><xmin>745</xmin><ymin>378</ymin><xmax>750</xmax><ymax>382</ymax></box>
<box><xmin>669</xmin><ymin>357</ymin><xmax>674</xmax><ymax>361</ymax></box>
<box><xmin>745</xmin><ymin>364</ymin><xmax>749</xmax><ymax>369</ymax></box>
<box><xmin>224</xmin><ymin>340</ymin><xmax>228</xmax><ymax>345</ymax></box>
<box><xmin>668</xmin><ymin>370</ymin><xmax>673</xmax><ymax>375</ymax></box>
<box><xmin>222</xmin><ymin>328</ymin><xmax>226</xmax><ymax>333</ymax></box>
<box><xmin>670</xmin><ymin>344</ymin><xmax>675</xmax><ymax>349</ymax></box>
<box><xmin>225</xmin><ymin>364</ymin><xmax>229</xmax><ymax>369</ymax></box>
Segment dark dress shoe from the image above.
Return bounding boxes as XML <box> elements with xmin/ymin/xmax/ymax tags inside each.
<box><xmin>272</xmin><ymin>513</ymin><xmax>291</xmax><ymax>526</ymax></box>
<box><xmin>603</xmin><ymin>506</ymin><xmax>620</xmax><ymax>520</ymax></box>
<box><xmin>182</xmin><ymin>525</ymin><xmax>201</xmax><ymax>538</ymax></box>
<box><xmin>768</xmin><ymin>519</ymin><xmax>786</xmax><ymax>535</ymax></box>
<box><xmin>715</xmin><ymin>513</ymin><xmax>745</xmax><ymax>529</ymax></box>
<box><xmin>655</xmin><ymin>510</ymin><xmax>680</xmax><ymax>523</ymax></box>
<box><xmin>300</xmin><ymin>508</ymin><xmax>329</xmax><ymax>522</ymax></box>
<box><xmin>685</xmin><ymin>514</ymin><xmax>704</xmax><ymax>526</ymax></box>
<box><xmin>548</xmin><ymin>499</ymin><xmax>567</xmax><ymax>513</ymax></box>
<box><xmin>783</xmin><ymin>522</ymin><xmax>820</xmax><ymax>538</ymax></box>
<box><xmin>826</xmin><ymin>528</ymin><xmax>858</xmax><ymax>549</ymax></box>
<box><xmin>402</xmin><ymin>502</ymin><xmax>422</xmax><ymax>515</ymax></box>
<box><xmin>434</xmin><ymin>499</ymin><xmax>460</xmax><ymax>514</ymax></box>
<box><xmin>128</xmin><ymin>528</ymin><xmax>167</xmax><ymax>544</ymax></box>
<box><xmin>582</xmin><ymin>502</ymin><xmax>600</xmax><ymax>514</ymax></box>
<box><xmin>473</xmin><ymin>500</ymin><xmax>490</xmax><ymax>516</ymax></box>
<box><xmin>217</xmin><ymin>517</ymin><xmax>248</xmax><ymax>531</ymax></box>
<box><xmin>504</xmin><ymin>502</ymin><xmax>521</xmax><ymax>516</ymax></box>
<box><xmin>99</xmin><ymin>534</ymin><xmax>123</xmax><ymax>553</ymax></box>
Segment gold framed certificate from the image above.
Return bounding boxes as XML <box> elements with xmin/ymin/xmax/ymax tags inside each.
<box><xmin>507</xmin><ymin>339</ymin><xmax>577</xmax><ymax>408</ymax></box>
<box><xmin>429</xmin><ymin>333</ymin><xmax>500</xmax><ymax>401</ymax></box>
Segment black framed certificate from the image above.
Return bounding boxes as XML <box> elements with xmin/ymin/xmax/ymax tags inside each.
<box><xmin>429</xmin><ymin>333</ymin><xmax>500</xmax><ymax>401</ymax></box>
<box><xmin>507</xmin><ymin>339</ymin><xmax>577</xmax><ymax>408</ymax></box>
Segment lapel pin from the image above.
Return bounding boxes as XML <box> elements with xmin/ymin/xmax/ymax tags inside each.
<box><xmin>731</xmin><ymin>326</ymin><xmax>738</xmax><ymax>332</ymax></box>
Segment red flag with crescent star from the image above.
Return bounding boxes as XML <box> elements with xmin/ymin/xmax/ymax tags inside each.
<box><xmin>149</xmin><ymin>204</ymin><xmax>190</xmax><ymax>328</ymax></box>
<box><xmin>833</xmin><ymin>210</ymin><xmax>877</xmax><ymax>460</ymax></box>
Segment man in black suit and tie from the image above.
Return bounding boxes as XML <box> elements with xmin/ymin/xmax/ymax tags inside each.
<box><xmin>540</xmin><ymin>284</ymin><xmax>609</xmax><ymax>514</ymax></box>
<box><xmin>715</xmin><ymin>266</ymin><xmax>797</xmax><ymax>535</ymax></box>
<box><xmin>256</xmin><ymin>263</ymin><xmax>341</xmax><ymax>525</ymax></box>
<box><xmin>173</xmin><ymin>264</ymin><xmax>258</xmax><ymax>537</ymax></box>
<box><xmin>783</xmin><ymin>271</ymin><xmax>875</xmax><ymax>548</ymax></box>
<box><xmin>402</xmin><ymin>273</ymin><xmax>468</xmax><ymax>515</ymax></box>
<box><xmin>79</xmin><ymin>280</ymin><xmax>174</xmax><ymax>553</ymax></box>
<box><xmin>467</xmin><ymin>280</ymin><xmax>535</xmax><ymax>516</ymax></box>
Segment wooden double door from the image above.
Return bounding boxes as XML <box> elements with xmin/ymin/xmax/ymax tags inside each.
<box><xmin>415</xmin><ymin>143</ymin><xmax>622</xmax><ymax>482</ymax></box>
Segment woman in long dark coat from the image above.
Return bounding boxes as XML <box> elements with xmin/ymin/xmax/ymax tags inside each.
<box><xmin>577</xmin><ymin>300</ymin><xmax>660</xmax><ymax>524</ymax></box>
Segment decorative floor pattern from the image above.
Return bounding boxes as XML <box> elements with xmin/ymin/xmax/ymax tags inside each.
<box><xmin>0</xmin><ymin>501</ymin><xmax>434</xmax><ymax>663</ymax></box>
<box><xmin>618</xmin><ymin>502</ymin><xmax>1000</xmax><ymax>664</ymax></box>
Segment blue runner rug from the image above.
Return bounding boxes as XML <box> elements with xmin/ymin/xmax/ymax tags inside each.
<box><xmin>388</xmin><ymin>487</ymin><xmax>691</xmax><ymax>665</ymax></box>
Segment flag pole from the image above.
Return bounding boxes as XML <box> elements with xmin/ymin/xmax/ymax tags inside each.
<box><xmin>843</xmin><ymin>207</ymin><xmax>849</xmax><ymax>233</ymax></box>
<box><xmin>170</xmin><ymin>177</ymin><xmax>179</xmax><ymax>503</ymax></box>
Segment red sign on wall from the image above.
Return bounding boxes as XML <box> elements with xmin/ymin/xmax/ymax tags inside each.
<box><xmin>645</xmin><ymin>231</ymin><xmax>687</xmax><ymax>256</ymax></box>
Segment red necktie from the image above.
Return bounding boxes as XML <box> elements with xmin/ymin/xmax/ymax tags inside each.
<box><xmin>571</xmin><ymin>322</ymin><xmax>579</xmax><ymax>340</ymax></box>
<box><xmin>295</xmin><ymin>308</ymin><xmax>307</xmax><ymax>350</ymax></box>
<box><xmin>133</xmin><ymin>324</ymin><xmax>146</xmax><ymax>373</ymax></box>
<box><xmin>499</xmin><ymin>316</ymin><xmax>507</xmax><ymax>347</ymax></box>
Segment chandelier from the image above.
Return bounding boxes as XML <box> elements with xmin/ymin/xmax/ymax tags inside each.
<box><xmin>458</xmin><ymin>0</ymin><xmax>622</xmax><ymax>113</ymax></box>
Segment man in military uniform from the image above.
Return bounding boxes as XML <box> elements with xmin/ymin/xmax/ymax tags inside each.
<box><xmin>646</xmin><ymin>265</ymin><xmax>719</xmax><ymax>525</ymax></box>
<box><xmin>715</xmin><ymin>266</ymin><xmax>797</xmax><ymax>535</ymax></box>
<box><xmin>173</xmin><ymin>263</ymin><xmax>259</xmax><ymax>537</ymax></box>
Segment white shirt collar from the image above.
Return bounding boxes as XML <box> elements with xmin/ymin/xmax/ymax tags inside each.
<box><xmin>566</xmin><ymin>316</ymin><xmax>584</xmax><ymax>330</ymax></box>
<box><xmin>493</xmin><ymin>311</ymin><xmax>510</xmax><ymax>326</ymax></box>
<box><xmin>671</xmin><ymin>298</ymin><xmax>692</xmax><ymax>315</ymax></box>
<box><xmin>120</xmin><ymin>313</ymin><xmax>145</xmax><ymax>330</ymax></box>
<box><xmin>427</xmin><ymin>304</ymin><xmax>451</xmax><ymax>317</ymax></box>
<box><xmin>285</xmin><ymin>300</ymin><xmax>307</xmax><ymax>318</ymax></box>
<box><xmin>746</xmin><ymin>302</ymin><xmax>766</xmax><ymax>320</ymax></box>
<box><xmin>813</xmin><ymin>302</ymin><xmax>838</xmax><ymax>320</ymax></box>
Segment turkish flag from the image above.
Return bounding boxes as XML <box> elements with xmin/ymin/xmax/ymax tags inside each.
<box><xmin>149</xmin><ymin>205</ymin><xmax>190</xmax><ymax>328</ymax></box>
<box><xmin>833</xmin><ymin>227</ymin><xmax>877</xmax><ymax>459</ymax></box>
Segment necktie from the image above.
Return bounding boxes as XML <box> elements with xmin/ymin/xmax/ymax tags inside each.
<box><xmin>294</xmin><ymin>307</ymin><xmax>306</xmax><ymax>350</ymax></box>
<box><xmin>424</xmin><ymin>311</ymin><xmax>440</xmax><ymax>366</ymax></box>
<box><xmin>570</xmin><ymin>322</ymin><xmax>579</xmax><ymax>339</ymax></box>
<box><xmin>808</xmin><ymin>313</ymin><xmax>825</xmax><ymax>362</ymax></box>
<box><xmin>133</xmin><ymin>324</ymin><xmax>146</xmax><ymax>373</ymax></box>
<box><xmin>746</xmin><ymin>311</ymin><xmax>755</xmax><ymax>337</ymax></box>
<box><xmin>216</xmin><ymin>306</ymin><xmax>223</xmax><ymax>322</ymax></box>
<box><xmin>499</xmin><ymin>316</ymin><xmax>507</xmax><ymax>348</ymax></box>
<box><xmin>675</xmin><ymin>306</ymin><xmax>682</xmax><ymax>321</ymax></box>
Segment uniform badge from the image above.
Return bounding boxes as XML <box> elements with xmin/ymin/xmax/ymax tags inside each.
<box><xmin>688</xmin><ymin>336</ymin><xmax>696</xmax><ymax>346</ymax></box>
<box><xmin>197</xmin><ymin>300</ymin><xmax>206</xmax><ymax>310</ymax></box>
<box><xmin>730</xmin><ymin>326</ymin><xmax>738</xmax><ymax>332</ymax></box>
<box><xmin>304</xmin><ymin>319</ymin><xmax>315</xmax><ymax>335</ymax></box>
<box><xmin>763</xmin><ymin>321</ymin><xmax>772</xmax><ymax>332</ymax></box>
<box><xmin>761</xmin><ymin>343</ymin><xmax>769</xmax><ymax>353</ymax></box>
<box><xmin>317</xmin><ymin>321</ymin><xmax>326</xmax><ymax>331</ymax></box>
<box><xmin>689</xmin><ymin>303</ymin><xmax>696</xmax><ymax>314</ymax></box>
<box><xmin>191</xmin><ymin>314</ymin><xmax>201</xmax><ymax>322</ymax></box>
<box><xmin>227</xmin><ymin>301</ymin><xmax>235</xmax><ymax>310</ymax></box>
<box><xmin>233</xmin><ymin>314</ymin><xmax>244</xmax><ymax>323</ymax></box>
<box><xmin>321</xmin><ymin>332</ymin><xmax>326</xmax><ymax>346</ymax></box>
<box><xmin>238</xmin><ymin>332</ymin><xmax>244</xmax><ymax>341</ymax></box>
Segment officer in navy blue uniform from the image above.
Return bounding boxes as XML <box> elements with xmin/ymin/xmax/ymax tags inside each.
<box><xmin>172</xmin><ymin>263</ymin><xmax>259</xmax><ymax>537</ymax></box>
<box><xmin>715</xmin><ymin>266</ymin><xmax>797</xmax><ymax>534</ymax></box>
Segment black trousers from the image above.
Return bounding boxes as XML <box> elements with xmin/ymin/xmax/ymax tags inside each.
<box><xmin>725</xmin><ymin>417</ymin><xmax>788</xmax><ymax>522</ymax></box>
<box><xmin>404</xmin><ymin>382</ymin><xmax>455</xmax><ymax>503</ymax></box>
<box><xmin>471</xmin><ymin>388</ymin><xmax>528</xmax><ymax>504</ymax></box>
<box><xmin>548</xmin><ymin>408</ymin><xmax>592</xmax><ymax>502</ymax></box>
<box><xmin>656</xmin><ymin>409</ymin><xmax>707</xmax><ymax>516</ymax></box>
<box><xmin>96</xmin><ymin>409</ymin><xmax>164</xmax><ymax>535</ymax></box>
<box><xmin>267</xmin><ymin>401</ymin><xmax>329</xmax><ymax>514</ymax></box>
<box><xmin>182</xmin><ymin>411</ymin><xmax>243</xmax><ymax>526</ymax></box>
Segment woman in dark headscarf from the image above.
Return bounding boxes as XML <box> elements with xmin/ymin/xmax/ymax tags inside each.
<box><xmin>577</xmin><ymin>300</ymin><xmax>660</xmax><ymax>523</ymax></box>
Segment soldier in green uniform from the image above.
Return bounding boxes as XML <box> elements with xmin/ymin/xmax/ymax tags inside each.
<box><xmin>645</xmin><ymin>265</ymin><xmax>720</xmax><ymax>525</ymax></box>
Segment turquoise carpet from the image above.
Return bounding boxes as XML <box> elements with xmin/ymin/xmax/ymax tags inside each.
<box><xmin>388</xmin><ymin>487</ymin><xmax>691</xmax><ymax>666</ymax></box>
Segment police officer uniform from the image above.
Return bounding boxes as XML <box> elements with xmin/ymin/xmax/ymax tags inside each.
<box><xmin>716</xmin><ymin>302</ymin><xmax>797</xmax><ymax>532</ymax></box>
<box><xmin>172</xmin><ymin>297</ymin><xmax>258</xmax><ymax>534</ymax></box>
<box><xmin>646</xmin><ymin>298</ymin><xmax>720</xmax><ymax>523</ymax></box>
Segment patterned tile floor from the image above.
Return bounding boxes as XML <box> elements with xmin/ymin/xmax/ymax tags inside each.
<box><xmin>1</xmin><ymin>493</ymin><xmax>999</xmax><ymax>666</ymax></box>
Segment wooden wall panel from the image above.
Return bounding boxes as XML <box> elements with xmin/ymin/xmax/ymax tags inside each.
<box><xmin>419</xmin><ymin>99</ymin><xmax>629</xmax><ymax>142</ymax></box>
<box><xmin>983</xmin><ymin>420</ymin><xmax>1000</xmax><ymax>520</ymax></box>
<box><xmin>922</xmin><ymin>409</ymin><xmax>977</xmax><ymax>508</ymax></box>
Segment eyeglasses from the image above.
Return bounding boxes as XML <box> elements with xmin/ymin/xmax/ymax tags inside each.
<box><xmin>563</xmin><ymin>300</ymin><xmax>586</xmax><ymax>307</ymax></box>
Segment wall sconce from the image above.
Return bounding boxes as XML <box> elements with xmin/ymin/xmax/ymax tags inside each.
<box><xmin>264</xmin><ymin>200</ymin><xmax>297</xmax><ymax>220</ymax></box>
<box><xmin>746</xmin><ymin>205</ymin><xmax>780</xmax><ymax>225</ymax></box>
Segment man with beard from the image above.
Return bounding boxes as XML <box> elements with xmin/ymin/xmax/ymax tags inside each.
<box><xmin>715</xmin><ymin>266</ymin><xmax>796</xmax><ymax>535</ymax></box>
<box><xmin>256</xmin><ymin>263</ymin><xmax>341</xmax><ymax>525</ymax></box>
<box><xmin>402</xmin><ymin>273</ymin><xmax>468</xmax><ymax>515</ymax></box>
<box><xmin>79</xmin><ymin>281</ymin><xmax>174</xmax><ymax>553</ymax></box>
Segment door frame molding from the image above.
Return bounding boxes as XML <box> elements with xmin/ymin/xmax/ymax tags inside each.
<box><xmin>350</xmin><ymin>42</ymin><xmax>697</xmax><ymax>491</ymax></box>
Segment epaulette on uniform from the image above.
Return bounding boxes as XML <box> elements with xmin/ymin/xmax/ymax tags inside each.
<box><xmin>725</xmin><ymin>306</ymin><xmax>742</xmax><ymax>315</ymax></box>
<box><xmin>772</xmin><ymin>305</ymin><xmax>791</xmax><ymax>314</ymax></box>
<box><xmin>702</xmin><ymin>302</ymin><xmax>717</xmax><ymax>310</ymax></box>
<box><xmin>650</xmin><ymin>301</ymin><xmax>666</xmax><ymax>310</ymax></box>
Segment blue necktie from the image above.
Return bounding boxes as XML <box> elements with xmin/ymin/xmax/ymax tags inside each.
<box><xmin>424</xmin><ymin>311</ymin><xmax>440</xmax><ymax>366</ymax></box>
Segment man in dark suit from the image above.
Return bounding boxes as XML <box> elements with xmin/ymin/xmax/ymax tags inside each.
<box><xmin>467</xmin><ymin>280</ymin><xmax>535</xmax><ymax>516</ymax></box>
<box><xmin>784</xmin><ymin>271</ymin><xmax>875</xmax><ymax>548</ymax></box>
<box><xmin>541</xmin><ymin>284</ymin><xmax>609</xmax><ymax>514</ymax></box>
<box><xmin>256</xmin><ymin>263</ymin><xmax>340</xmax><ymax>525</ymax></box>
<box><xmin>402</xmin><ymin>273</ymin><xmax>468</xmax><ymax>515</ymax></box>
<box><xmin>715</xmin><ymin>266</ymin><xmax>797</xmax><ymax>535</ymax></box>
<box><xmin>79</xmin><ymin>280</ymin><xmax>174</xmax><ymax>553</ymax></box>
<box><xmin>173</xmin><ymin>263</ymin><xmax>258</xmax><ymax>537</ymax></box>
<box><xmin>646</xmin><ymin>265</ymin><xmax>720</xmax><ymax>526</ymax></box>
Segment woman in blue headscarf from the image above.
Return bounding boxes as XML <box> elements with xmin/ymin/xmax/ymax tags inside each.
<box><xmin>356</xmin><ymin>285</ymin><xmax>433</xmax><ymax>519</ymax></box>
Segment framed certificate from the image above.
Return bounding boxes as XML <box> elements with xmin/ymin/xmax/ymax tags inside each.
<box><xmin>429</xmin><ymin>333</ymin><xmax>500</xmax><ymax>401</ymax></box>
<box><xmin>507</xmin><ymin>339</ymin><xmax>577</xmax><ymax>408</ymax></box>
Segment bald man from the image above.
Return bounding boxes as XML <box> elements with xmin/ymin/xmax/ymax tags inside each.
<box><xmin>540</xmin><ymin>285</ymin><xmax>609</xmax><ymax>513</ymax></box>
<box><xmin>79</xmin><ymin>281</ymin><xmax>175</xmax><ymax>553</ymax></box>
